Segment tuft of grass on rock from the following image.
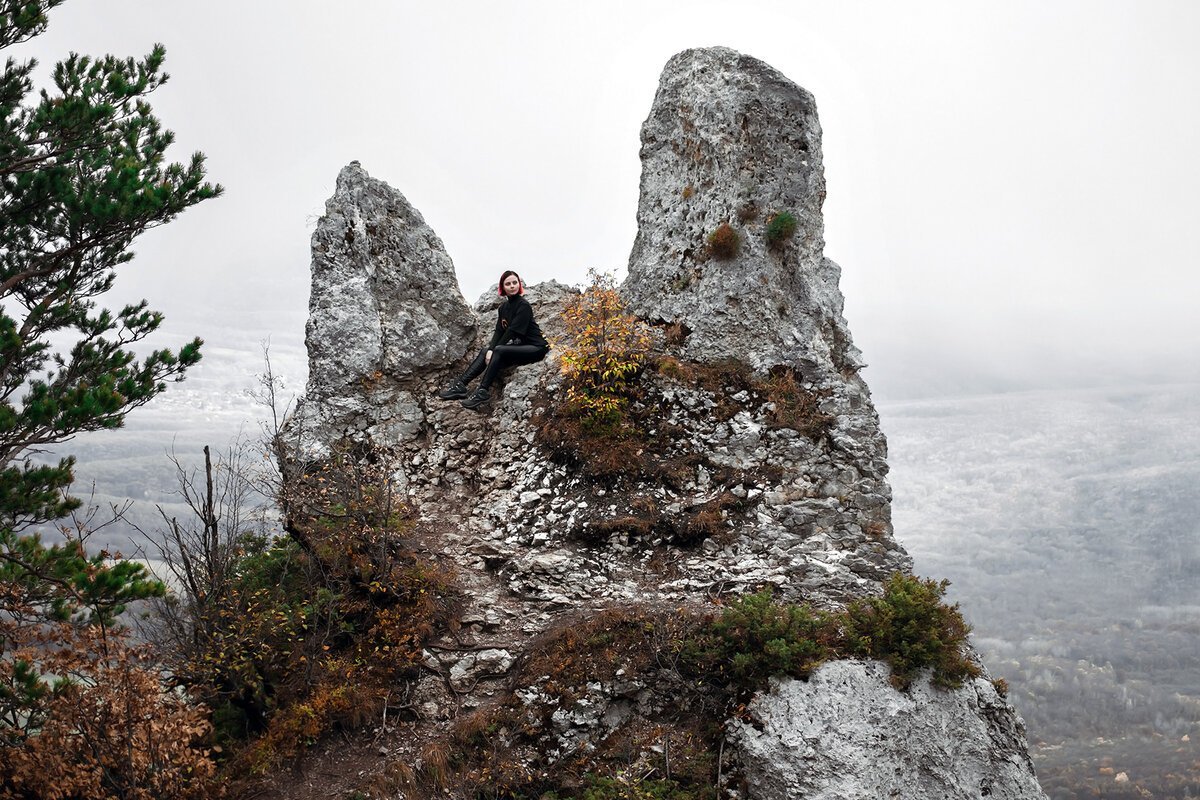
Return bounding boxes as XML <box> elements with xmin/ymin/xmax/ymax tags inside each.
<box><xmin>706</xmin><ymin>223</ymin><xmax>740</xmax><ymax>260</ymax></box>
<box><xmin>764</xmin><ymin>210</ymin><xmax>798</xmax><ymax>247</ymax></box>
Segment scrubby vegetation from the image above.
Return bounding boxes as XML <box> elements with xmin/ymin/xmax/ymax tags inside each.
<box><xmin>0</xmin><ymin>623</ymin><xmax>219</xmax><ymax>799</ymax></box>
<box><xmin>367</xmin><ymin>576</ymin><xmax>978</xmax><ymax>799</ymax></box>
<box><xmin>535</xmin><ymin>280</ymin><xmax>837</xmax><ymax>554</ymax></box>
<box><xmin>706</xmin><ymin>223</ymin><xmax>740</xmax><ymax>259</ymax></box>
<box><xmin>842</xmin><ymin>574</ymin><xmax>981</xmax><ymax>689</ymax></box>
<box><xmin>764</xmin><ymin>211</ymin><xmax>798</xmax><ymax>247</ymax></box>
<box><xmin>148</xmin><ymin>443</ymin><xmax>458</xmax><ymax>781</ymax></box>
<box><xmin>684</xmin><ymin>589</ymin><xmax>837</xmax><ymax>685</ymax></box>
<box><xmin>654</xmin><ymin>357</ymin><xmax>835</xmax><ymax>439</ymax></box>
<box><xmin>557</xmin><ymin>270</ymin><xmax>654</xmax><ymax>434</ymax></box>
<box><xmin>686</xmin><ymin>577</ymin><xmax>979</xmax><ymax>693</ymax></box>
<box><xmin>537</xmin><ymin>280</ymin><xmax>832</xmax><ymax>491</ymax></box>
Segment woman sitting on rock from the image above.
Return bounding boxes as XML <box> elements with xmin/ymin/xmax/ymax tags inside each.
<box><xmin>438</xmin><ymin>270</ymin><xmax>550</xmax><ymax>410</ymax></box>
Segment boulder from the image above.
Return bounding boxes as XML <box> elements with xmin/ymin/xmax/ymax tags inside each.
<box><xmin>730</xmin><ymin>660</ymin><xmax>1048</xmax><ymax>800</ymax></box>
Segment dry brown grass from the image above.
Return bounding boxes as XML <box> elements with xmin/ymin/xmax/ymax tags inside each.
<box><xmin>663</xmin><ymin>320</ymin><xmax>691</xmax><ymax>346</ymax></box>
<box><xmin>588</xmin><ymin>514</ymin><xmax>658</xmax><ymax>542</ymax></box>
<box><xmin>761</xmin><ymin>366</ymin><xmax>835</xmax><ymax>439</ymax></box>
<box><xmin>706</xmin><ymin>222</ymin><xmax>740</xmax><ymax>260</ymax></box>
<box><xmin>534</xmin><ymin>404</ymin><xmax>649</xmax><ymax>484</ymax></box>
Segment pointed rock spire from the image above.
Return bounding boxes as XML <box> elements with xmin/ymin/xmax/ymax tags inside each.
<box><xmin>623</xmin><ymin>46</ymin><xmax>862</xmax><ymax>378</ymax></box>
<box><xmin>304</xmin><ymin>161</ymin><xmax>476</xmax><ymax>400</ymax></box>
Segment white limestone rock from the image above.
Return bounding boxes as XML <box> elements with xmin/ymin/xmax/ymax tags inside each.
<box><xmin>278</xmin><ymin>51</ymin><xmax>1045</xmax><ymax>799</ymax></box>
<box><xmin>624</xmin><ymin>47</ymin><xmax>862</xmax><ymax>379</ymax></box>
<box><xmin>307</xmin><ymin>161</ymin><xmax>476</xmax><ymax>392</ymax></box>
<box><xmin>448</xmin><ymin>648</ymin><xmax>514</xmax><ymax>691</ymax></box>
<box><xmin>288</xmin><ymin>161</ymin><xmax>477</xmax><ymax>456</ymax></box>
<box><xmin>729</xmin><ymin>660</ymin><xmax>1048</xmax><ymax>800</ymax></box>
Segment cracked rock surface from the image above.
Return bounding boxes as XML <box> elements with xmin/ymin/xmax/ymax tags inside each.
<box><xmin>730</xmin><ymin>661</ymin><xmax>1047</xmax><ymax>800</ymax></box>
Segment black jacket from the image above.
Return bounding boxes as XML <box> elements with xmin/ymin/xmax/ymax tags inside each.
<box><xmin>488</xmin><ymin>295</ymin><xmax>548</xmax><ymax>350</ymax></box>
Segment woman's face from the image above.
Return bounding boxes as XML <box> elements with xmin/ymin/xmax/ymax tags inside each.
<box><xmin>502</xmin><ymin>274</ymin><xmax>522</xmax><ymax>296</ymax></box>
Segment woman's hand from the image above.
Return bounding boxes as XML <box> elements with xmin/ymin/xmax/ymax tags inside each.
<box><xmin>485</xmin><ymin>349</ymin><xmax>493</xmax><ymax>365</ymax></box>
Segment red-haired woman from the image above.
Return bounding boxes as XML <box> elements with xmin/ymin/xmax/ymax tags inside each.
<box><xmin>438</xmin><ymin>270</ymin><xmax>549</xmax><ymax>409</ymax></box>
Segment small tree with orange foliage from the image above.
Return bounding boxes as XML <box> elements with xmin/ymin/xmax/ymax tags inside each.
<box><xmin>559</xmin><ymin>270</ymin><xmax>653</xmax><ymax>431</ymax></box>
<box><xmin>2</xmin><ymin>636</ymin><xmax>218</xmax><ymax>800</ymax></box>
<box><xmin>0</xmin><ymin>517</ymin><xmax>219</xmax><ymax>799</ymax></box>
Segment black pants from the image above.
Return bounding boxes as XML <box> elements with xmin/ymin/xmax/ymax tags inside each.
<box><xmin>460</xmin><ymin>344</ymin><xmax>548</xmax><ymax>389</ymax></box>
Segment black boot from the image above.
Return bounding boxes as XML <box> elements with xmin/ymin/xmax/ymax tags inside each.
<box><xmin>461</xmin><ymin>387</ymin><xmax>490</xmax><ymax>410</ymax></box>
<box><xmin>437</xmin><ymin>379</ymin><xmax>469</xmax><ymax>400</ymax></box>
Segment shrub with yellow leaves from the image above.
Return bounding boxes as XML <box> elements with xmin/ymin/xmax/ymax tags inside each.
<box><xmin>559</xmin><ymin>270</ymin><xmax>653</xmax><ymax>431</ymax></box>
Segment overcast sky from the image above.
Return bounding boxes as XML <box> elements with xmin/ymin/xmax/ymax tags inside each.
<box><xmin>13</xmin><ymin>0</ymin><xmax>1200</xmax><ymax>400</ymax></box>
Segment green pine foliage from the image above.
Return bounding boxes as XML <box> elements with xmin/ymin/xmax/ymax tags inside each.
<box><xmin>699</xmin><ymin>589</ymin><xmax>837</xmax><ymax>683</ymax></box>
<box><xmin>843</xmin><ymin>573</ymin><xmax>982</xmax><ymax>689</ymax></box>
<box><xmin>0</xmin><ymin>0</ymin><xmax>220</xmax><ymax>772</ymax></box>
<box><xmin>764</xmin><ymin>211</ymin><xmax>798</xmax><ymax>246</ymax></box>
<box><xmin>684</xmin><ymin>576</ymin><xmax>979</xmax><ymax>692</ymax></box>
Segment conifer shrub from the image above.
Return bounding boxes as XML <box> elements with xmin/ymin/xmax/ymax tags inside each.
<box><xmin>843</xmin><ymin>573</ymin><xmax>981</xmax><ymax>689</ymax></box>
<box><xmin>683</xmin><ymin>578</ymin><xmax>978</xmax><ymax>692</ymax></box>
<box><xmin>0</xmin><ymin>6</ymin><xmax>221</xmax><ymax>794</ymax></box>
<box><xmin>765</xmin><ymin>210</ymin><xmax>798</xmax><ymax>246</ymax></box>
<box><xmin>682</xmin><ymin>589</ymin><xmax>838</xmax><ymax>687</ymax></box>
<box><xmin>706</xmin><ymin>222</ymin><xmax>740</xmax><ymax>259</ymax></box>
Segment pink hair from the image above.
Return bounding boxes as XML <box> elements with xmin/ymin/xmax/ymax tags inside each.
<box><xmin>497</xmin><ymin>270</ymin><xmax>524</xmax><ymax>296</ymax></box>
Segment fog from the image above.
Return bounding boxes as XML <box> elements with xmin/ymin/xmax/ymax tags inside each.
<box><xmin>9</xmin><ymin>0</ymin><xmax>1200</xmax><ymax>402</ymax></box>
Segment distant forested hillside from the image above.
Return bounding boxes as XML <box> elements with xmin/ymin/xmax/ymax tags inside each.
<box><xmin>887</xmin><ymin>383</ymin><xmax>1200</xmax><ymax>798</ymax></box>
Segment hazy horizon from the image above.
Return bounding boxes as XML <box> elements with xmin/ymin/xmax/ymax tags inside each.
<box><xmin>8</xmin><ymin>0</ymin><xmax>1198</xmax><ymax>405</ymax></box>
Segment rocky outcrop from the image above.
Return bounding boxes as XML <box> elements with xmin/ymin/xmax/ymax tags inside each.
<box><xmin>306</xmin><ymin>161</ymin><xmax>476</xmax><ymax>389</ymax></box>
<box><xmin>288</xmin><ymin>161</ymin><xmax>477</xmax><ymax>456</ymax></box>
<box><xmin>620</xmin><ymin>45</ymin><xmax>898</xmax><ymax>603</ymax></box>
<box><xmin>624</xmin><ymin>46</ymin><xmax>860</xmax><ymax>379</ymax></box>
<box><xmin>731</xmin><ymin>661</ymin><xmax>1046</xmax><ymax>800</ymax></box>
<box><xmin>281</xmin><ymin>47</ymin><xmax>1046</xmax><ymax>800</ymax></box>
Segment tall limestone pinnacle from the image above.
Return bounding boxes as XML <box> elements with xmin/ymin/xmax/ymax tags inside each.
<box><xmin>289</xmin><ymin>161</ymin><xmax>479</xmax><ymax>455</ymax></box>
<box><xmin>624</xmin><ymin>46</ymin><xmax>861</xmax><ymax>380</ymax></box>
<box><xmin>279</xmin><ymin>49</ymin><xmax>1047</xmax><ymax>800</ymax></box>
